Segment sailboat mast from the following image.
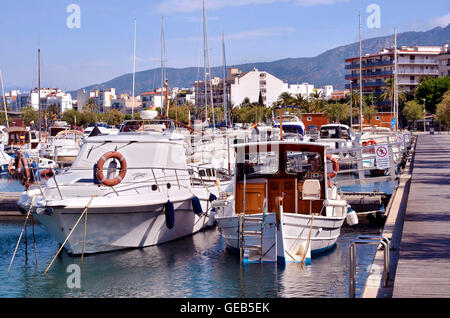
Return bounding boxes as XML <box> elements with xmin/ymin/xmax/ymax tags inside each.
<box><xmin>394</xmin><ymin>27</ymin><xmax>398</xmax><ymax>131</ymax></box>
<box><xmin>202</xmin><ymin>0</ymin><xmax>208</xmax><ymax>125</ymax></box>
<box><xmin>0</xmin><ymin>69</ymin><xmax>9</xmax><ymax>128</ymax></box>
<box><xmin>132</xmin><ymin>19</ymin><xmax>137</xmax><ymax>118</ymax></box>
<box><xmin>38</xmin><ymin>47</ymin><xmax>41</xmax><ymax>142</ymax></box>
<box><xmin>222</xmin><ymin>33</ymin><xmax>228</xmax><ymax>127</ymax></box>
<box><xmin>203</xmin><ymin>0</ymin><xmax>215</xmax><ymax>129</ymax></box>
<box><xmin>359</xmin><ymin>12</ymin><xmax>363</xmax><ymax>132</ymax></box>
<box><xmin>161</xmin><ymin>17</ymin><xmax>166</xmax><ymax>117</ymax></box>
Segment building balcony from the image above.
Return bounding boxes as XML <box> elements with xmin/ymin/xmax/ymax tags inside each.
<box><xmin>345</xmin><ymin>60</ymin><xmax>394</xmax><ymax>70</ymax></box>
<box><xmin>398</xmin><ymin>60</ymin><xmax>438</xmax><ymax>65</ymax></box>
<box><xmin>397</xmin><ymin>70</ymin><xmax>440</xmax><ymax>76</ymax></box>
<box><xmin>345</xmin><ymin>82</ymin><xmax>387</xmax><ymax>89</ymax></box>
<box><xmin>345</xmin><ymin>70</ymin><xmax>393</xmax><ymax>80</ymax></box>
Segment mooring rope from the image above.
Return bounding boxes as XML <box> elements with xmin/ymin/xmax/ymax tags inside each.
<box><xmin>7</xmin><ymin>197</ymin><xmax>36</xmax><ymax>273</ymax></box>
<box><xmin>44</xmin><ymin>195</ymin><xmax>96</xmax><ymax>275</ymax></box>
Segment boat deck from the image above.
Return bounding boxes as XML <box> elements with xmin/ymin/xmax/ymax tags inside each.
<box><xmin>393</xmin><ymin>134</ymin><xmax>450</xmax><ymax>298</ymax></box>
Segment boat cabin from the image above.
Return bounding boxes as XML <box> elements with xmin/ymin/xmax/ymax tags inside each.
<box><xmin>273</xmin><ymin>114</ymin><xmax>305</xmax><ymax>138</ymax></box>
<box><xmin>234</xmin><ymin>142</ymin><xmax>329</xmax><ymax>216</ymax></box>
<box><xmin>320</xmin><ymin>124</ymin><xmax>351</xmax><ymax>140</ymax></box>
<box><xmin>6</xmin><ymin>127</ymin><xmax>39</xmax><ymax>149</ymax></box>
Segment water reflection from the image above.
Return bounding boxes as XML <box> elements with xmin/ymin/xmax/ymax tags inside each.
<box><xmin>1</xmin><ymin>218</ymin><xmax>380</xmax><ymax>298</ymax></box>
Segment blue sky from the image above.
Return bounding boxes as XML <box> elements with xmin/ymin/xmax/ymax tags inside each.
<box><xmin>0</xmin><ymin>0</ymin><xmax>449</xmax><ymax>91</ymax></box>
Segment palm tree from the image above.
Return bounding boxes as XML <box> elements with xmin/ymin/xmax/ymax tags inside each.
<box><xmin>277</xmin><ymin>92</ymin><xmax>294</xmax><ymax>106</ymax></box>
<box><xmin>293</xmin><ymin>94</ymin><xmax>308</xmax><ymax>108</ymax></box>
<box><xmin>379</xmin><ymin>78</ymin><xmax>406</xmax><ymax>109</ymax></box>
<box><xmin>309</xmin><ymin>89</ymin><xmax>323</xmax><ymax>100</ymax></box>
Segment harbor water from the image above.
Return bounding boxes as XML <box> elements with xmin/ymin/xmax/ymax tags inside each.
<box><xmin>0</xmin><ymin>176</ymin><xmax>395</xmax><ymax>298</ymax></box>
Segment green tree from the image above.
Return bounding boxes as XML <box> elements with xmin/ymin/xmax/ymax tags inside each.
<box><xmin>436</xmin><ymin>91</ymin><xmax>450</xmax><ymax>125</ymax></box>
<box><xmin>21</xmin><ymin>105</ymin><xmax>38</xmax><ymax>126</ymax></box>
<box><xmin>277</xmin><ymin>92</ymin><xmax>295</xmax><ymax>106</ymax></box>
<box><xmin>403</xmin><ymin>100</ymin><xmax>425</xmax><ymax>129</ymax></box>
<box><xmin>379</xmin><ymin>78</ymin><xmax>406</xmax><ymax>109</ymax></box>
<box><xmin>415</xmin><ymin>76</ymin><xmax>450</xmax><ymax>114</ymax></box>
<box><xmin>62</xmin><ymin>109</ymin><xmax>80</xmax><ymax>126</ymax></box>
<box><xmin>363</xmin><ymin>104</ymin><xmax>377</xmax><ymax>123</ymax></box>
<box><xmin>323</xmin><ymin>103</ymin><xmax>349</xmax><ymax>123</ymax></box>
<box><xmin>103</xmin><ymin>110</ymin><xmax>125</xmax><ymax>126</ymax></box>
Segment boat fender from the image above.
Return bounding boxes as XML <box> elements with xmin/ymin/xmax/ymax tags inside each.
<box><xmin>207</xmin><ymin>193</ymin><xmax>218</xmax><ymax>226</ymax></box>
<box><xmin>346</xmin><ymin>208</ymin><xmax>359</xmax><ymax>228</ymax></box>
<box><xmin>209</xmin><ymin>193</ymin><xmax>217</xmax><ymax>202</ymax></box>
<box><xmin>165</xmin><ymin>200</ymin><xmax>175</xmax><ymax>230</ymax></box>
<box><xmin>93</xmin><ymin>163</ymin><xmax>100</xmax><ymax>184</ymax></box>
<box><xmin>191</xmin><ymin>196</ymin><xmax>203</xmax><ymax>215</ymax></box>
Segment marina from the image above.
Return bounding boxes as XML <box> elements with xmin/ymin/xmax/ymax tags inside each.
<box><xmin>1</xmin><ymin>0</ymin><xmax>450</xmax><ymax>304</ymax></box>
<box><xmin>0</xmin><ymin>125</ymin><xmax>422</xmax><ymax>298</ymax></box>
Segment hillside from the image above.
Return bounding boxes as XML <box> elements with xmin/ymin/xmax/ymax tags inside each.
<box><xmin>74</xmin><ymin>24</ymin><xmax>450</xmax><ymax>96</ymax></box>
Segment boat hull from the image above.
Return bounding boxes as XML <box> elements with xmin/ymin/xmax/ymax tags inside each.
<box><xmin>216</xmin><ymin>212</ymin><xmax>345</xmax><ymax>262</ymax></box>
<box><xmin>33</xmin><ymin>198</ymin><xmax>211</xmax><ymax>255</ymax></box>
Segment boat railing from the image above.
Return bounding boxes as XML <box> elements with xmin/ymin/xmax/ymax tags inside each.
<box><xmin>326</xmin><ymin>133</ymin><xmax>412</xmax><ymax>186</ymax></box>
<box><xmin>26</xmin><ymin>164</ymin><xmax>211</xmax><ymax>201</ymax></box>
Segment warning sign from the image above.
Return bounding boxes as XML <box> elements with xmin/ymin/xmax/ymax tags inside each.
<box><xmin>375</xmin><ymin>145</ymin><xmax>390</xmax><ymax>170</ymax></box>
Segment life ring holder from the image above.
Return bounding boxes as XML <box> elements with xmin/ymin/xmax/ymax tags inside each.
<box><xmin>96</xmin><ymin>151</ymin><xmax>128</xmax><ymax>187</ymax></box>
<box><xmin>326</xmin><ymin>154</ymin><xmax>339</xmax><ymax>187</ymax></box>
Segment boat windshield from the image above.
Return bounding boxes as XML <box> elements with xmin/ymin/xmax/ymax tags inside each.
<box><xmin>286</xmin><ymin>151</ymin><xmax>324</xmax><ymax>177</ymax></box>
<box><xmin>237</xmin><ymin>150</ymin><xmax>279</xmax><ymax>179</ymax></box>
<box><xmin>320</xmin><ymin>126</ymin><xmax>349</xmax><ymax>139</ymax></box>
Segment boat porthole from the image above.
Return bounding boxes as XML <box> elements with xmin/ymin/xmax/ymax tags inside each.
<box><xmin>151</xmin><ymin>185</ymin><xmax>158</xmax><ymax>191</ymax></box>
<box><xmin>167</xmin><ymin>183</ymin><xmax>171</xmax><ymax>189</ymax></box>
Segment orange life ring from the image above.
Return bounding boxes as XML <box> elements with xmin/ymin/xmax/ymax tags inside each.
<box><xmin>7</xmin><ymin>159</ymin><xmax>15</xmax><ymax>175</ymax></box>
<box><xmin>14</xmin><ymin>152</ymin><xmax>31</xmax><ymax>189</ymax></box>
<box><xmin>363</xmin><ymin>139</ymin><xmax>378</xmax><ymax>147</ymax></box>
<box><xmin>96</xmin><ymin>151</ymin><xmax>127</xmax><ymax>187</ymax></box>
<box><xmin>326</xmin><ymin>154</ymin><xmax>339</xmax><ymax>187</ymax></box>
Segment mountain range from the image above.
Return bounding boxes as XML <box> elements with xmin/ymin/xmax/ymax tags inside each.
<box><xmin>73</xmin><ymin>24</ymin><xmax>450</xmax><ymax>97</ymax></box>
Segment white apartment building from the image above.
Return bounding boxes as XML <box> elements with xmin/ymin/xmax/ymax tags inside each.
<box><xmin>230</xmin><ymin>69</ymin><xmax>334</xmax><ymax>107</ymax></box>
<box><xmin>77</xmin><ymin>89</ymin><xmax>97</xmax><ymax>111</ymax></box>
<box><xmin>345</xmin><ymin>44</ymin><xmax>448</xmax><ymax>111</ymax></box>
<box><xmin>282</xmin><ymin>83</ymin><xmax>315</xmax><ymax>99</ymax></box>
<box><xmin>111</xmin><ymin>94</ymin><xmax>142</xmax><ymax>114</ymax></box>
<box><xmin>77</xmin><ymin>88</ymin><xmax>117</xmax><ymax>112</ymax></box>
<box><xmin>438</xmin><ymin>50</ymin><xmax>450</xmax><ymax>77</ymax></box>
<box><xmin>46</xmin><ymin>92</ymin><xmax>74</xmax><ymax>113</ymax></box>
<box><xmin>230</xmin><ymin>69</ymin><xmax>284</xmax><ymax>107</ymax></box>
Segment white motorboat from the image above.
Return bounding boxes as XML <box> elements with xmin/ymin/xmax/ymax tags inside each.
<box><xmin>18</xmin><ymin>120</ymin><xmax>219</xmax><ymax>255</ymax></box>
<box><xmin>0</xmin><ymin>125</ymin><xmax>8</xmax><ymax>146</ymax></box>
<box><xmin>0</xmin><ymin>145</ymin><xmax>11</xmax><ymax>174</ymax></box>
<box><xmin>214</xmin><ymin>141</ymin><xmax>353</xmax><ymax>265</ymax></box>
<box><xmin>40</xmin><ymin>130</ymin><xmax>83</xmax><ymax>165</ymax></box>
<box><xmin>83</xmin><ymin>123</ymin><xmax>119</xmax><ymax>136</ymax></box>
<box><xmin>273</xmin><ymin>114</ymin><xmax>306</xmax><ymax>141</ymax></box>
<box><xmin>3</xmin><ymin>127</ymin><xmax>40</xmax><ymax>156</ymax></box>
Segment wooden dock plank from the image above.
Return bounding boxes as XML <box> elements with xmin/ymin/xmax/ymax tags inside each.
<box><xmin>393</xmin><ymin>135</ymin><xmax>450</xmax><ymax>298</ymax></box>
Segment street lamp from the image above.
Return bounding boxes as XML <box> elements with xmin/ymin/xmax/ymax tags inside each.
<box><xmin>423</xmin><ymin>98</ymin><xmax>426</xmax><ymax>133</ymax></box>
